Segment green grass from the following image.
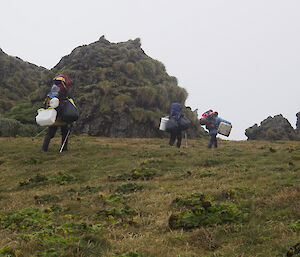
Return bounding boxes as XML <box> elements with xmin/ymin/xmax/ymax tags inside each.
<box><xmin>0</xmin><ymin>136</ymin><xmax>299</xmax><ymax>256</ymax></box>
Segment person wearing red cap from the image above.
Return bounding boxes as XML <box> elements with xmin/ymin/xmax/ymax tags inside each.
<box><xmin>41</xmin><ymin>74</ymin><xmax>72</xmax><ymax>152</ymax></box>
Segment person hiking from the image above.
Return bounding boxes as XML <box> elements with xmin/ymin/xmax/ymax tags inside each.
<box><xmin>41</xmin><ymin>74</ymin><xmax>72</xmax><ymax>152</ymax></box>
<box><xmin>169</xmin><ymin>102</ymin><xmax>183</xmax><ymax>148</ymax></box>
<box><xmin>200</xmin><ymin>110</ymin><xmax>231</xmax><ymax>148</ymax></box>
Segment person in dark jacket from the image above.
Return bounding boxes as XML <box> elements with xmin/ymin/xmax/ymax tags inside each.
<box><xmin>41</xmin><ymin>74</ymin><xmax>71</xmax><ymax>152</ymax></box>
<box><xmin>169</xmin><ymin>103</ymin><xmax>183</xmax><ymax>148</ymax></box>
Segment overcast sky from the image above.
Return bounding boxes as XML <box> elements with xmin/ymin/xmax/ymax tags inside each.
<box><xmin>1</xmin><ymin>0</ymin><xmax>300</xmax><ymax>140</ymax></box>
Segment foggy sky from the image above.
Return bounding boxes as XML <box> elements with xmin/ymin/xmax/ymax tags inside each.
<box><xmin>1</xmin><ymin>0</ymin><xmax>300</xmax><ymax>140</ymax></box>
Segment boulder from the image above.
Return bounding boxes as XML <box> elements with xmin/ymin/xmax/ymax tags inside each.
<box><xmin>0</xmin><ymin>37</ymin><xmax>206</xmax><ymax>138</ymax></box>
<box><xmin>49</xmin><ymin>36</ymin><xmax>205</xmax><ymax>138</ymax></box>
<box><xmin>296</xmin><ymin>112</ymin><xmax>300</xmax><ymax>134</ymax></box>
<box><xmin>245</xmin><ymin>114</ymin><xmax>298</xmax><ymax>141</ymax></box>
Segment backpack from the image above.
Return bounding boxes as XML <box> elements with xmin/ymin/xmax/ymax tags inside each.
<box><xmin>201</xmin><ymin>110</ymin><xmax>217</xmax><ymax>130</ymax></box>
<box><xmin>202</xmin><ymin>110</ymin><xmax>217</xmax><ymax>120</ymax></box>
<box><xmin>165</xmin><ymin>116</ymin><xmax>178</xmax><ymax>132</ymax></box>
<box><xmin>178</xmin><ymin>116</ymin><xmax>191</xmax><ymax>131</ymax></box>
<box><xmin>61</xmin><ymin>98</ymin><xmax>79</xmax><ymax>123</ymax></box>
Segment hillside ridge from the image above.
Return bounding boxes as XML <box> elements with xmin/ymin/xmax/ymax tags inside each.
<box><xmin>0</xmin><ymin>36</ymin><xmax>205</xmax><ymax>138</ymax></box>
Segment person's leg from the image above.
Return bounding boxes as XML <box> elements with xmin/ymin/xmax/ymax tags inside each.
<box><xmin>61</xmin><ymin>125</ymin><xmax>69</xmax><ymax>151</ymax></box>
<box><xmin>42</xmin><ymin>126</ymin><xmax>57</xmax><ymax>152</ymax></box>
<box><xmin>213</xmin><ymin>134</ymin><xmax>218</xmax><ymax>148</ymax></box>
<box><xmin>169</xmin><ymin>131</ymin><xmax>176</xmax><ymax>146</ymax></box>
<box><xmin>208</xmin><ymin>134</ymin><xmax>214</xmax><ymax>148</ymax></box>
<box><xmin>176</xmin><ymin>129</ymin><xmax>182</xmax><ymax>148</ymax></box>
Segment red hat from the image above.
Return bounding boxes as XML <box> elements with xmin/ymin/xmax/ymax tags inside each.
<box><xmin>53</xmin><ymin>74</ymin><xmax>71</xmax><ymax>95</ymax></box>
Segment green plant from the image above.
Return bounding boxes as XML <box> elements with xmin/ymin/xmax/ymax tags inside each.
<box><xmin>105</xmin><ymin>193</ymin><xmax>126</xmax><ymax>204</ymax></box>
<box><xmin>34</xmin><ymin>194</ymin><xmax>60</xmax><ymax>204</ymax></box>
<box><xmin>108</xmin><ymin>167</ymin><xmax>157</xmax><ymax>182</ymax></box>
<box><xmin>55</xmin><ymin>171</ymin><xmax>76</xmax><ymax>185</ymax></box>
<box><xmin>169</xmin><ymin>193</ymin><xmax>243</xmax><ymax>229</ymax></box>
<box><xmin>289</xmin><ymin>220</ymin><xmax>300</xmax><ymax>232</ymax></box>
<box><xmin>116</xmin><ymin>183</ymin><xmax>143</xmax><ymax>194</ymax></box>
<box><xmin>0</xmin><ymin>117</ymin><xmax>20</xmax><ymax>137</ymax></box>
<box><xmin>95</xmin><ymin>205</ymin><xmax>138</xmax><ymax>226</ymax></box>
<box><xmin>0</xmin><ymin>247</ymin><xmax>15</xmax><ymax>257</ymax></box>
<box><xmin>7</xmin><ymin>103</ymin><xmax>37</xmax><ymax>124</ymax></box>
<box><xmin>19</xmin><ymin>174</ymin><xmax>48</xmax><ymax>187</ymax></box>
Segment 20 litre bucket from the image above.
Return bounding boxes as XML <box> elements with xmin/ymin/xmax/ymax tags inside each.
<box><xmin>159</xmin><ymin>117</ymin><xmax>169</xmax><ymax>131</ymax></box>
<box><xmin>36</xmin><ymin>108</ymin><xmax>57</xmax><ymax>126</ymax></box>
<box><xmin>217</xmin><ymin>122</ymin><xmax>232</xmax><ymax>137</ymax></box>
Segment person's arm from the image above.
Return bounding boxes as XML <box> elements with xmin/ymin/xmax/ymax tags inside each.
<box><xmin>216</xmin><ymin>117</ymin><xmax>231</xmax><ymax>126</ymax></box>
<box><xmin>43</xmin><ymin>96</ymin><xmax>50</xmax><ymax>109</ymax></box>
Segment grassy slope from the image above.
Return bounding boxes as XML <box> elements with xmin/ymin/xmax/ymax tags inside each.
<box><xmin>0</xmin><ymin>136</ymin><xmax>299</xmax><ymax>257</ymax></box>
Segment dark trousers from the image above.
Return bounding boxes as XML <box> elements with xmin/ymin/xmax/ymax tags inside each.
<box><xmin>169</xmin><ymin>129</ymin><xmax>182</xmax><ymax>148</ymax></box>
<box><xmin>42</xmin><ymin>125</ymin><xmax>69</xmax><ymax>152</ymax></box>
<box><xmin>208</xmin><ymin>133</ymin><xmax>218</xmax><ymax>148</ymax></box>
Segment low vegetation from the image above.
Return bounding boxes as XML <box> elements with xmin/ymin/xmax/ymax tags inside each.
<box><xmin>0</xmin><ymin>49</ymin><xmax>47</xmax><ymax>114</ymax></box>
<box><xmin>0</xmin><ymin>136</ymin><xmax>299</xmax><ymax>256</ymax></box>
<box><xmin>0</xmin><ymin>38</ymin><xmax>205</xmax><ymax>138</ymax></box>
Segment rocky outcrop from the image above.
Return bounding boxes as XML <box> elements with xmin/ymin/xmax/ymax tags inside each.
<box><xmin>245</xmin><ymin>114</ymin><xmax>298</xmax><ymax>141</ymax></box>
<box><xmin>47</xmin><ymin>36</ymin><xmax>205</xmax><ymax>138</ymax></box>
<box><xmin>0</xmin><ymin>49</ymin><xmax>47</xmax><ymax>113</ymax></box>
<box><xmin>1</xmin><ymin>37</ymin><xmax>206</xmax><ymax>138</ymax></box>
<box><xmin>296</xmin><ymin>112</ymin><xmax>300</xmax><ymax>134</ymax></box>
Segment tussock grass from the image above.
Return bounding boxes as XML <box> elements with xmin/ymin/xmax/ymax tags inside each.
<box><xmin>0</xmin><ymin>136</ymin><xmax>299</xmax><ymax>256</ymax></box>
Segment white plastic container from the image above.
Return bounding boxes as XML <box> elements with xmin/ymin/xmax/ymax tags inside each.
<box><xmin>49</xmin><ymin>97</ymin><xmax>59</xmax><ymax>108</ymax></box>
<box><xmin>36</xmin><ymin>108</ymin><xmax>57</xmax><ymax>126</ymax></box>
<box><xmin>159</xmin><ymin>117</ymin><xmax>169</xmax><ymax>131</ymax></box>
<box><xmin>218</xmin><ymin>122</ymin><xmax>232</xmax><ymax>137</ymax></box>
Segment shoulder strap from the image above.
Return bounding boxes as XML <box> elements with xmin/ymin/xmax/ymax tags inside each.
<box><xmin>44</xmin><ymin>96</ymin><xmax>51</xmax><ymax>109</ymax></box>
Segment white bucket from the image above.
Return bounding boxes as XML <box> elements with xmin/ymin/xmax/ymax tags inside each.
<box><xmin>49</xmin><ymin>97</ymin><xmax>59</xmax><ymax>108</ymax></box>
<box><xmin>159</xmin><ymin>117</ymin><xmax>169</xmax><ymax>131</ymax></box>
<box><xmin>218</xmin><ymin>122</ymin><xmax>232</xmax><ymax>137</ymax></box>
<box><xmin>36</xmin><ymin>108</ymin><xmax>57</xmax><ymax>126</ymax></box>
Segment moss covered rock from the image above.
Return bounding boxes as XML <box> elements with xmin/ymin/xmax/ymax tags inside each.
<box><xmin>1</xmin><ymin>37</ymin><xmax>206</xmax><ymax>138</ymax></box>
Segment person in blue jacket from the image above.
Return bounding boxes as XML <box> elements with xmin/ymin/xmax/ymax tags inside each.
<box><xmin>204</xmin><ymin>112</ymin><xmax>231</xmax><ymax>148</ymax></box>
<box><xmin>169</xmin><ymin>103</ymin><xmax>183</xmax><ymax>148</ymax></box>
